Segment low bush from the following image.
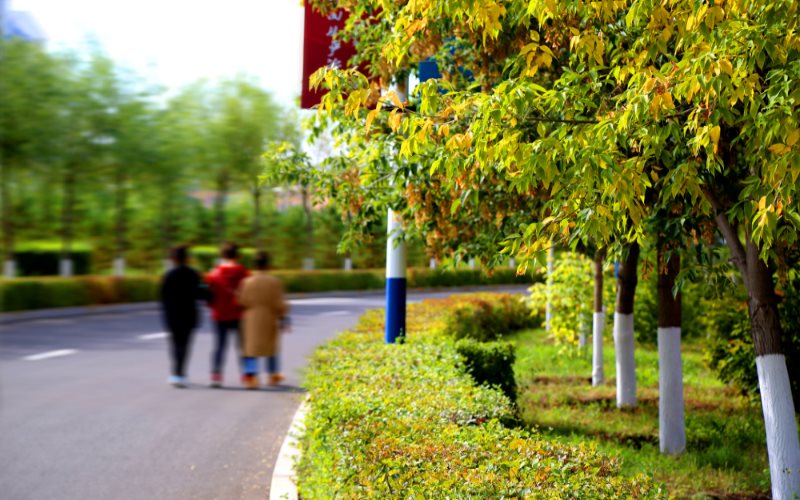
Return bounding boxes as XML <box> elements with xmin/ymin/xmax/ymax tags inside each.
<box><xmin>455</xmin><ymin>338</ymin><xmax>517</xmax><ymax>401</ymax></box>
<box><xmin>445</xmin><ymin>293</ymin><xmax>541</xmax><ymax>342</ymax></box>
<box><xmin>0</xmin><ymin>269</ymin><xmax>534</xmax><ymax>312</ymax></box>
<box><xmin>14</xmin><ymin>241</ymin><xmax>93</xmax><ymax>276</ymax></box>
<box><xmin>297</xmin><ymin>299</ymin><xmax>662</xmax><ymax>498</ymax></box>
<box><xmin>0</xmin><ymin>276</ymin><xmax>159</xmax><ymax>312</ymax></box>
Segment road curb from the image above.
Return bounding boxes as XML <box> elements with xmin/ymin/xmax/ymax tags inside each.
<box><xmin>270</xmin><ymin>396</ymin><xmax>309</xmax><ymax>500</ymax></box>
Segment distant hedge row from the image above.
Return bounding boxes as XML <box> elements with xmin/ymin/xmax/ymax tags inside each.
<box><xmin>0</xmin><ymin>268</ymin><xmax>537</xmax><ymax>312</ymax></box>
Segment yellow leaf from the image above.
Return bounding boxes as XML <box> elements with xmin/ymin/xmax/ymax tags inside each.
<box><xmin>365</xmin><ymin>109</ymin><xmax>379</xmax><ymax>133</ymax></box>
<box><xmin>389</xmin><ymin>91</ymin><xmax>404</xmax><ymax>110</ymax></box>
<box><xmin>758</xmin><ymin>196</ymin><xmax>767</xmax><ymax>210</ymax></box>
<box><xmin>719</xmin><ymin>59</ymin><xmax>733</xmax><ymax>76</ymax></box>
<box><xmin>787</xmin><ymin>129</ymin><xmax>800</xmax><ymax>147</ymax></box>
<box><xmin>643</xmin><ymin>77</ymin><xmax>656</xmax><ymax>93</ymax></box>
<box><xmin>768</xmin><ymin>144</ymin><xmax>788</xmax><ymax>155</ymax></box>
<box><xmin>710</xmin><ymin>125</ymin><xmax>721</xmax><ymax>146</ymax></box>
<box><xmin>389</xmin><ymin>109</ymin><xmax>402</xmax><ymax>132</ymax></box>
<box><xmin>439</xmin><ymin>124</ymin><xmax>450</xmax><ymax>137</ymax></box>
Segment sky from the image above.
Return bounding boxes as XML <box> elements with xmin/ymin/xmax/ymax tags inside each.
<box><xmin>9</xmin><ymin>0</ymin><xmax>306</xmax><ymax>108</ymax></box>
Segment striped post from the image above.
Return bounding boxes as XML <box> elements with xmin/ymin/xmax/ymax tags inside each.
<box><xmin>385</xmin><ymin>208</ymin><xmax>406</xmax><ymax>343</ymax></box>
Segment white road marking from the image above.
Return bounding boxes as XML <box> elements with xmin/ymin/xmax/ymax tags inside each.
<box><xmin>139</xmin><ymin>332</ymin><xmax>168</xmax><ymax>340</ymax></box>
<box><xmin>31</xmin><ymin>318</ymin><xmax>75</xmax><ymax>325</ymax></box>
<box><xmin>24</xmin><ymin>349</ymin><xmax>78</xmax><ymax>361</ymax></box>
<box><xmin>318</xmin><ymin>310</ymin><xmax>350</xmax><ymax>317</ymax></box>
<box><xmin>289</xmin><ymin>297</ymin><xmax>365</xmax><ymax>306</ymax></box>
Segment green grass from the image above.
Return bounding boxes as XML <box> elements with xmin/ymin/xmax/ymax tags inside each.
<box><xmin>510</xmin><ymin>328</ymin><xmax>771</xmax><ymax>498</ymax></box>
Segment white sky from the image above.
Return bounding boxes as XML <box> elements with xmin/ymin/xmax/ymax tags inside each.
<box><xmin>9</xmin><ymin>0</ymin><xmax>306</xmax><ymax>108</ymax></box>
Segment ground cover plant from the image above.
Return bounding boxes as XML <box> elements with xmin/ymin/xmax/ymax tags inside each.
<box><xmin>511</xmin><ymin>327</ymin><xmax>771</xmax><ymax>498</ymax></box>
<box><xmin>297</xmin><ymin>295</ymin><xmax>663</xmax><ymax>498</ymax></box>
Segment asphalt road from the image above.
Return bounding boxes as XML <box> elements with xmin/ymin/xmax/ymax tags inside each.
<box><xmin>0</xmin><ymin>286</ymin><xmax>528</xmax><ymax>500</ymax></box>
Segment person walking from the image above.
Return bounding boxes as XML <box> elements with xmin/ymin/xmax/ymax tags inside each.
<box><xmin>159</xmin><ymin>245</ymin><xmax>208</xmax><ymax>388</ymax></box>
<box><xmin>239</xmin><ymin>251</ymin><xmax>290</xmax><ymax>389</ymax></box>
<box><xmin>206</xmin><ymin>242</ymin><xmax>250</xmax><ymax>388</ymax></box>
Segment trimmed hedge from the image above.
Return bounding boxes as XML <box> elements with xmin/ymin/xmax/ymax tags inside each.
<box><xmin>0</xmin><ymin>268</ymin><xmax>539</xmax><ymax>312</ymax></box>
<box><xmin>455</xmin><ymin>338</ymin><xmax>518</xmax><ymax>401</ymax></box>
<box><xmin>297</xmin><ymin>296</ymin><xmax>663</xmax><ymax>497</ymax></box>
<box><xmin>14</xmin><ymin>241</ymin><xmax>92</xmax><ymax>276</ymax></box>
<box><xmin>445</xmin><ymin>292</ymin><xmax>542</xmax><ymax>342</ymax></box>
<box><xmin>0</xmin><ymin>276</ymin><xmax>159</xmax><ymax>312</ymax></box>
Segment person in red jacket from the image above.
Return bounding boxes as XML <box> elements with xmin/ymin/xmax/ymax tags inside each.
<box><xmin>206</xmin><ymin>242</ymin><xmax>250</xmax><ymax>388</ymax></box>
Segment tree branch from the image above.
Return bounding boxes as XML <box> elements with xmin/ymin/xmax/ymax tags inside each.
<box><xmin>702</xmin><ymin>186</ymin><xmax>748</xmax><ymax>284</ymax></box>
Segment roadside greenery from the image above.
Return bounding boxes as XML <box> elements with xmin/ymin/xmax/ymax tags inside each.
<box><xmin>298</xmin><ymin>296</ymin><xmax>662</xmax><ymax>498</ymax></box>
<box><xmin>0</xmin><ymin>268</ymin><xmax>535</xmax><ymax>312</ymax></box>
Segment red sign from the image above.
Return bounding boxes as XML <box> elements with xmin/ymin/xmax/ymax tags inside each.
<box><xmin>301</xmin><ymin>6</ymin><xmax>357</xmax><ymax>109</ymax></box>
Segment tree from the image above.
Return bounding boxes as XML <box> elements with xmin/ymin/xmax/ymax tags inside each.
<box><xmin>0</xmin><ymin>39</ymin><xmax>64</xmax><ymax>276</ymax></box>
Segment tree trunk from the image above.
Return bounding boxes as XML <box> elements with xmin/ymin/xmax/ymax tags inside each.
<box><xmin>614</xmin><ymin>242</ymin><xmax>638</xmax><ymax>408</ymax></box>
<box><xmin>160</xmin><ymin>191</ymin><xmax>174</xmax><ymax>272</ymax></box>
<box><xmin>705</xmin><ymin>187</ymin><xmax>800</xmax><ymax>498</ymax></box>
<box><xmin>1</xmin><ymin>158</ymin><xmax>15</xmax><ymax>277</ymax></box>
<box><xmin>657</xmin><ymin>249</ymin><xmax>685</xmax><ymax>455</ymax></box>
<box><xmin>745</xmin><ymin>240</ymin><xmax>800</xmax><ymax>498</ymax></box>
<box><xmin>60</xmin><ymin>167</ymin><xmax>76</xmax><ymax>277</ymax></box>
<box><xmin>592</xmin><ymin>248</ymin><xmax>606</xmax><ymax>386</ymax></box>
<box><xmin>113</xmin><ymin>167</ymin><xmax>127</xmax><ymax>276</ymax></box>
<box><xmin>215</xmin><ymin>172</ymin><xmax>229</xmax><ymax>246</ymax></box>
<box><xmin>301</xmin><ymin>185</ymin><xmax>314</xmax><ymax>270</ymax></box>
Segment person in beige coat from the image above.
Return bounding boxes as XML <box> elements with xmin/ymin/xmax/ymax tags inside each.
<box><xmin>239</xmin><ymin>251</ymin><xmax>289</xmax><ymax>389</ymax></box>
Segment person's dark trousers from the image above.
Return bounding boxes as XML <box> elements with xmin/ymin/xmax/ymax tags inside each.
<box><xmin>211</xmin><ymin>320</ymin><xmax>241</xmax><ymax>375</ymax></box>
<box><xmin>168</xmin><ymin>327</ymin><xmax>194</xmax><ymax>377</ymax></box>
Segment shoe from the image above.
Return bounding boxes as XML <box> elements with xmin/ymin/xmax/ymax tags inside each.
<box><xmin>210</xmin><ymin>373</ymin><xmax>223</xmax><ymax>388</ymax></box>
<box><xmin>268</xmin><ymin>373</ymin><xmax>285</xmax><ymax>386</ymax></box>
<box><xmin>169</xmin><ymin>375</ymin><xmax>186</xmax><ymax>388</ymax></box>
<box><xmin>244</xmin><ymin>374</ymin><xmax>259</xmax><ymax>390</ymax></box>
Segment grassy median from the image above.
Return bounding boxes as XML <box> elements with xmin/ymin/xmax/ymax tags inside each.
<box><xmin>510</xmin><ymin>328</ymin><xmax>771</xmax><ymax>498</ymax></box>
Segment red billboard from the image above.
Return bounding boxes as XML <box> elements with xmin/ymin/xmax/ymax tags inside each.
<box><xmin>301</xmin><ymin>6</ymin><xmax>357</xmax><ymax>109</ymax></box>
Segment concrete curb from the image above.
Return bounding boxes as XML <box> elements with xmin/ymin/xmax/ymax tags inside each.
<box><xmin>270</xmin><ymin>396</ymin><xmax>309</xmax><ymax>500</ymax></box>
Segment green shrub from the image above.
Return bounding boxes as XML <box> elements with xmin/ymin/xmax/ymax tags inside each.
<box><xmin>455</xmin><ymin>338</ymin><xmax>517</xmax><ymax>401</ymax></box>
<box><xmin>14</xmin><ymin>241</ymin><xmax>93</xmax><ymax>276</ymax></box>
<box><xmin>445</xmin><ymin>293</ymin><xmax>540</xmax><ymax>342</ymax></box>
<box><xmin>274</xmin><ymin>269</ymin><xmax>384</xmax><ymax>293</ymax></box>
<box><xmin>0</xmin><ymin>269</ymin><xmax>534</xmax><ymax>312</ymax></box>
<box><xmin>0</xmin><ymin>276</ymin><xmax>158</xmax><ymax>312</ymax></box>
<box><xmin>297</xmin><ymin>300</ymin><xmax>663</xmax><ymax>498</ymax></box>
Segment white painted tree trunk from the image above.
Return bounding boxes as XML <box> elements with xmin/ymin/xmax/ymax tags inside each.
<box><xmin>113</xmin><ymin>257</ymin><xmax>125</xmax><ymax>277</ymax></box>
<box><xmin>3</xmin><ymin>259</ymin><xmax>15</xmax><ymax>278</ymax></box>
<box><xmin>509</xmin><ymin>257</ymin><xmax>515</xmax><ymax>269</ymax></box>
<box><xmin>658</xmin><ymin>327</ymin><xmax>685</xmax><ymax>454</ymax></box>
<box><xmin>468</xmin><ymin>258</ymin><xmax>476</xmax><ymax>269</ymax></box>
<box><xmin>613</xmin><ymin>312</ymin><xmax>636</xmax><ymax>407</ymax></box>
<box><xmin>429</xmin><ymin>257</ymin><xmax>437</xmax><ymax>270</ymax></box>
<box><xmin>592</xmin><ymin>311</ymin><xmax>605</xmax><ymax>386</ymax></box>
<box><xmin>756</xmin><ymin>354</ymin><xmax>800</xmax><ymax>499</ymax></box>
<box><xmin>59</xmin><ymin>259</ymin><xmax>73</xmax><ymax>277</ymax></box>
<box><xmin>343</xmin><ymin>257</ymin><xmax>353</xmax><ymax>271</ymax></box>
<box><xmin>578</xmin><ymin>317</ymin><xmax>587</xmax><ymax>348</ymax></box>
<box><xmin>302</xmin><ymin>258</ymin><xmax>314</xmax><ymax>271</ymax></box>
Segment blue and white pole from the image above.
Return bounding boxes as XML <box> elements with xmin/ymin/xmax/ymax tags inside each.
<box><xmin>385</xmin><ymin>208</ymin><xmax>407</xmax><ymax>343</ymax></box>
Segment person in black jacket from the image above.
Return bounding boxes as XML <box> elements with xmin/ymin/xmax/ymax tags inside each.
<box><xmin>160</xmin><ymin>245</ymin><xmax>209</xmax><ymax>388</ymax></box>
